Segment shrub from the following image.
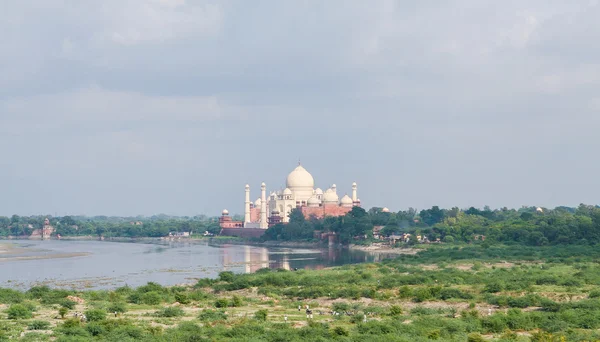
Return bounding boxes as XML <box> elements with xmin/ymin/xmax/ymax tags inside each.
<box><xmin>198</xmin><ymin>309</ymin><xmax>227</xmax><ymax>322</ymax></box>
<box><xmin>215</xmin><ymin>298</ymin><xmax>229</xmax><ymax>308</ymax></box>
<box><xmin>59</xmin><ymin>307</ymin><xmax>69</xmax><ymax>318</ymax></box>
<box><xmin>389</xmin><ymin>305</ymin><xmax>403</xmax><ymax>316</ymax></box>
<box><xmin>141</xmin><ymin>291</ymin><xmax>162</xmax><ymax>305</ymax></box>
<box><xmin>137</xmin><ymin>282</ymin><xmax>164</xmax><ymax>294</ymax></box>
<box><xmin>174</xmin><ymin>292</ymin><xmax>190</xmax><ymax>305</ymax></box>
<box><xmin>333</xmin><ymin>326</ymin><xmax>349</xmax><ymax>336</ymax></box>
<box><xmin>156</xmin><ymin>306</ymin><xmax>184</xmax><ymax>318</ymax></box>
<box><xmin>107</xmin><ymin>302</ymin><xmax>127</xmax><ymax>314</ymax></box>
<box><xmin>230</xmin><ymin>295</ymin><xmax>244</xmax><ymax>307</ymax></box>
<box><xmin>254</xmin><ymin>309</ymin><xmax>268</xmax><ymax>321</ymax></box>
<box><xmin>467</xmin><ymin>333</ymin><xmax>486</xmax><ymax>342</ymax></box>
<box><xmin>0</xmin><ymin>289</ymin><xmax>25</xmax><ymax>304</ymax></box>
<box><xmin>85</xmin><ymin>309</ymin><xmax>107</xmax><ymax>322</ymax></box>
<box><xmin>413</xmin><ymin>288</ymin><xmax>433</xmax><ymax>302</ymax></box>
<box><xmin>86</xmin><ymin>322</ymin><xmax>106</xmax><ymax>336</ymax></box>
<box><xmin>483</xmin><ymin>282</ymin><xmax>504</xmax><ymax>293</ymax></box>
<box><xmin>219</xmin><ymin>271</ymin><xmax>235</xmax><ymax>282</ymax></box>
<box><xmin>7</xmin><ymin>304</ymin><xmax>33</xmax><ymax>319</ymax></box>
<box><xmin>27</xmin><ymin>320</ymin><xmax>50</xmax><ymax>330</ymax></box>
<box><xmin>59</xmin><ymin>299</ymin><xmax>76</xmax><ymax>309</ymax></box>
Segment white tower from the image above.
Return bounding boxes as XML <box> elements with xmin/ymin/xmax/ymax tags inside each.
<box><xmin>352</xmin><ymin>182</ymin><xmax>357</xmax><ymax>202</ymax></box>
<box><xmin>260</xmin><ymin>182</ymin><xmax>268</xmax><ymax>229</ymax></box>
<box><xmin>244</xmin><ymin>184</ymin><xmax>251</xmax><ymax>223</ymax></box>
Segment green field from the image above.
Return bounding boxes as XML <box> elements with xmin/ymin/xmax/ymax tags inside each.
<box><xmin>2</xmin><ymin>245</ymin><xmax>600</xmax><ymax>341</ymax></box>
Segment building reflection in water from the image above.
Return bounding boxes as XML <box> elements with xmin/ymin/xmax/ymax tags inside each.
<box><xmin>219</xmin><ymin>244</ymin><xmax>395</xmax><ymax>274</ymax></box>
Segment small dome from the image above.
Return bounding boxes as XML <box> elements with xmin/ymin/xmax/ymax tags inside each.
<box><xmin>340</xmin><ymin>195</ymin><xmax>353</xmax><ymax>207</ymax></box>
<box><xmin>222</xmin><ymin>209</ymin><xmax>229</xmax><ymax>215</ymax></box>
<box><xmin>283</xmin><ymin>188</ymin><xmax>293</xmax><ymax>195</ymax></box>
<box><xmin>307</xmin><ymin>195</ymin><xmax>321</xmax><ymax>207</ymax></box>
<box><xmin>323</xmin><ymin>188</ymin><xmax>339</xmax><ymax>204</ymax></box>
<box><xmin>254</xmin><ymin>198</ymin><xmax>262</xmax><ymax>207</ymax></box>
<box><xmin>261</xmin><ymin>182</ymin><xmax>266</xmax><ymax>188</ymax></box>
<box><xmin>315</xmin><ymin>188</ymin><xmax>323</xmax><ymax>195</ymax></box>
<box><xmin>245</xmin><ymin>184</ymin><xmax>250</xmax><ymax>189</ymax></box>
<box><xmin>352</xmin><ymin>182</ymin><xmax>357</xmax><ymax>187</ymax></box>
<box><xmin>382</xmin><ymin>207</ymin><xmax>390</xmax><ymax>213</ymax></box>
<box><xmin>286</xmin><ymin>164</ymin><xmax>315</xmax><ymax>189</ymax></box>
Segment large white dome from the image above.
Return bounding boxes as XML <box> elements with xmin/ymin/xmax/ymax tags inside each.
<box><xmin>286</xmin><ymin>165</ymin><xmax>315</xmax><ymax>189</ymax></box>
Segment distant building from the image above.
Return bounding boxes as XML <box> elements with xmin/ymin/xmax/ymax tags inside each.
<box><xmin>219</xmin><ymin>163</ymin><xmax>361</xmax><ymax>231</ymax></box>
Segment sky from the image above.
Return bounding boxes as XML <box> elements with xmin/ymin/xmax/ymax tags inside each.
<box><xmin>1</xmin><ymin>0</ymin><xmax>600</xmax><ymax>217</ymax></box>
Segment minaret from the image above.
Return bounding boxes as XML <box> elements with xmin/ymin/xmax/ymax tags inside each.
<box><xmin>332</xmin><ymin>184</ymin><xmax>337</xmax><ymax>194</ymax></box>
<box><xmin>260</xmin><ymin>182</ymin><xmax>267</xmax><ymax>229</ymax></box>
<box><xmin>244</xmin><ymin>184</ymin><xmax>251</xmax><ymax>224</ymax></box>
<box><xmin>352</xmin><ymin>182</ymin><xmax>357</xmax><ymax>202</ymax></box>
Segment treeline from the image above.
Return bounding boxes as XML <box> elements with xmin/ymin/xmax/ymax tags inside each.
<box><xmin>0</xmin><ymin>215</ymin><xmax>223</xmax><ymax>238</ymax></box>
<box><xmin>262</xmin><ymin>204</ymin><xmax>600</xmax><ymax>246</ymax></box>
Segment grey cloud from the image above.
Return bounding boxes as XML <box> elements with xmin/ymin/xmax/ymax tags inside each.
<box><xmin>1</xmin><ymin>1</ymin><xmax>599</xmax><ymax>216</ymax></box>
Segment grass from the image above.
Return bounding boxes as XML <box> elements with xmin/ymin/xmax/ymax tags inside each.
<box><xmin>1</xmin><ymin>244</ymin><xmax>600</xmax><ymax>340</ymax></box>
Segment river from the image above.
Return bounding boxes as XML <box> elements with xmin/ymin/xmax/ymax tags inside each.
<box><xmin>0</xmin><ymin>240</ymin><xmax>393</xmax><ymax>290</ymax></box>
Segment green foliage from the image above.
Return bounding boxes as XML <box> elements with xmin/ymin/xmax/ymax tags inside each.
<box><xmin>27</xmin><ymin>320</ymin><xmax>50</xmax><ymax>330</ymax></box>
<box><xmin>107</xmin><ymin>302</ymin><xmax>127</xmax><ymax>314</ymax></box>
<box><xmin>174</xmin><ymin>292</ymin><xmax>190</xmax><ymax>304</ymax></box>
<box><xmin>389</xmin><ymin>305</ymin><xmax>403</xmax><ymax>316</ymax></box>
<box><xmin>58</xmin><ymin>307</ymin><xmax>68</xmax><ymax>318</ymax></box>
<box><xmin>155</xmin><ymin>306</ymin><xmax>184</xmax><ymax>317</ymax></box>
<box><xmin>198</xmin><ymin>309</ymin><xmax>227</xmax><ymax>322</ymax></box>
<box><xmin>333</xmin><ymin>326</ymin><xmax>349</xmax><ymax>336</ymax></box>
<box><xmin>6</xmin><ymin>304</ymin><xmax>33</xmax><ymax>319</ymax></box>
<box><xmin>140</xmin><ymin>291</ymin><xmax>162</xmax><ymax>305</ymax></box>
<box><xmin>254</xmin><ymin>309</ymin><xmax>268</xmax><ymax>321</ymax></box>
<box><xmin>84</xmin><ymin>309</ymin><xmax>106</xmax><ymax>322</ymax></box>
<box><xmin>0</xmin><ymin>289</ymin><xmax>24</xmax><ymax>304</ymax></box>
<box><xmin>214</xmin><ymin>298</ymin><xmax>229</xmax><ymax>308</ymax></box>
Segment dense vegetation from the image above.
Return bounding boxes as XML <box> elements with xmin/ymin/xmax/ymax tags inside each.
<box><xmin>0</xmin><ymin>214</ymin><xmax>223</xmax><ymax>238</ymax></box>
<box><xmin>4</xmin><ymin>204</ymin><xmax>600</xmax><ymax>247</ymax></box>
<box><xmin>2</xmin><ymin>244</ymin><xmax>600</xmax><ymax>341</ymax></box>
<box><xmin>262</xmin><ymin>204</ymin><xmax>600</xmax><ymax>246</ymax></box>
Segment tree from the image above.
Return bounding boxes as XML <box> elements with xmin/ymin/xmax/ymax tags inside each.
<box><xmin>288</xmin><ymin>208</ymin><xmax>305</xmax><ymax>224</ymax></box>
<box><xmin>420</xmin><ymin>206</ymin><xmax>445</xmax><ymax>226</ymax></box>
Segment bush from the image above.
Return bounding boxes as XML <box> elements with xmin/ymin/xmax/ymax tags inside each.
<box><xmin>0</xmin><ymin>289</ymin><xmax>25</xmax><ymax>304</ymax></box>
<box><xmin>254</xmin><ymin>309</ymin><xmax>268</xmax><ymax>321</ymax></box>
<box><xmin>141</xmin><ymin>291</ymin><xmax>162</xmax><ymax>305</ymax></box>
<box><xmin>86</xmin><ymin>322</ymin><xmax>106</xmax><ymax>336</ymax></box>
<box><xmin>215</xmin><ymin>298</ymin><xmax>229</xmax><ymax>308</ymax></box>
<box><xmin>483</xmin><ymin>282</ymin><xmax>504</xmax><ymax>293</ymax></box>
<box><xmin>6</xmin><ymin>304</ymin><xmax>33</xmax><ymax>319</ymax></box>
<box><xmin>59</xmin><ymin>307</ymin><xmax>69</xmax><ymax>318</ymax></box>
<box><xmin>230</xmin><ymin>295</ymin><xmax>244</xmax><ymax>307</ymax></box>
<box><xmin>389</xmin><ymin>305</ymin><xmax>403</xmax><ymax>316</ymax></box>
<box><xmin>107</xmin><ymin>302</ymin><xmax>128</xmax><ymax>314</ymax></box>
<box><xmin>467</xmin><ymin>333</ymin><xmax>486</xmax><ymax>342</ymax></box>
<box><xmin>156</xmin><ymin>306</ymin><xmax>184</xmax><ymax>318</ymax></box>
<box><xmin>59</xmin><ymin>299</ymin><xmax>77</xmax><ymax>309</ymax></box>
<box><xmin>219</xmin><ymin>271</ymin><xmax>235</xmax><ymax>282</ymax></box>
<box><xmin>174</xmin><ymin>292</ymin><xmax>190</xmax><ymax>305</ymax></box>
<box><xmin>27</xmin><ymin>320</ymin><xmax>50</xmax><ymax>330</ymax></box>
<box><xmin>85</xmin><ymin>309</ymin><xmax>107</xmax><ymax>322</ymax></box>
<box><xmin>333</xmin><ymin>326</ymin><xmax>349</xmax><ymax>336</ymax></box>
<box><xmin>198</xmin><ymin>309</ymin><xmax>227</xmax><ymax>322</ymax></box>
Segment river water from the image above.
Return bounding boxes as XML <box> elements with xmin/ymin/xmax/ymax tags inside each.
<box><xmin>0</xmin><ymin>240</ymin><xmax>392</xmax><ymax>290</ymax></box>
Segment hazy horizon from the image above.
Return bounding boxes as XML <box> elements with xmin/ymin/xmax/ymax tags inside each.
<box><xmin>2</xmin><ymin>1</ymin><xmax>599</xmax><ymax>217</ymax></box>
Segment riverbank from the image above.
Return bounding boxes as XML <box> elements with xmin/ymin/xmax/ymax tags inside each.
<box><xmin>349</xmin><ymin>242</ymin><xmax>419</xmax><ymax>255</ymax></box>
<box><xmin>2</xmin><ymin>244</ymin><xmax>599</xmax><ymax>341</ymax></box>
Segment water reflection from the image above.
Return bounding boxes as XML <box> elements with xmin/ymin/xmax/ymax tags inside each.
<box><xmin>0</xmin><ymin>240</ymin><xmax>395</xmax><ymax>290</ymax></box>
<box><xmin>218</xmin><ymin>244</ymin><xmax>392</xmax><ymax>274</ymax></box>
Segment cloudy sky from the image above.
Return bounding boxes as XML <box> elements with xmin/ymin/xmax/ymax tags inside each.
<box><xmin>1</xmin><ymin>0</ymin><xmax>599</xmax><ymax>216</ymax></box>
